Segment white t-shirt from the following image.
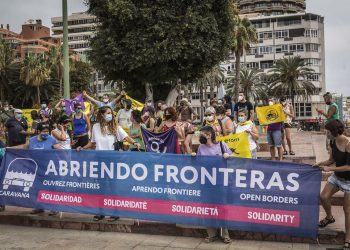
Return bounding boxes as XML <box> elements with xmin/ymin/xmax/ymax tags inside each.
<box><xmin>91</xmin><ymin>123</ymin><xmax>128</xmax><ymax>150</ymax></box>
<box><xmin>117</xmin><ymin>109</ymin><xmax>132</xmax><ymax>129</ymax></box>
<box><xmin>51</xmin><ymin>128</ymin><xmax>71</xmax><ymax>149</ymax></box>
<box><xmin>236</xmin><ymin>123</ymin><xmax>257</xmax><ymax>150</ymax></box>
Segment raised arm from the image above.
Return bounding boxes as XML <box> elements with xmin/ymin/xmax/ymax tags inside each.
<box><xmin>83</xmin><ymin>91</ymin><xmax>99</xmax><ymax>106</ymax></box>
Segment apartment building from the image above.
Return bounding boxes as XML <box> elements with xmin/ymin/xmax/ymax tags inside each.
<box><xmin>51</xmin><ymin>12</ymin><xmax>115</xmax><ymax>96</ymax></box>
<box><xmin>237</xmin><ymin>0</ymin><xmax>306</xmax><ymax>16</ymax></box>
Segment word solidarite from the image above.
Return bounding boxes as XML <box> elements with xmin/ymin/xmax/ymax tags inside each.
<box><xmin>44</xmin><ymin>160</ymin><xmax>300</xmax><ymax>192</ymax></box>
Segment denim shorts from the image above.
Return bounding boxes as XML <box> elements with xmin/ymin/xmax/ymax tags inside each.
<box><xmin>328</xmin><ymin>174</ymin><xmax>350</xmax><ymax>193</ymax></box>
<box><xmin>267</xmin><ymin>130</ymin><xmax>282</xmax><ymax>147</ymax></box>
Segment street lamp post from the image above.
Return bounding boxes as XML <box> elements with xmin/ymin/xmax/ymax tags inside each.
<box><xmin>62</xmin><ymin>0</ymin><xmax>70</xmax><ymax>99</ymax></box>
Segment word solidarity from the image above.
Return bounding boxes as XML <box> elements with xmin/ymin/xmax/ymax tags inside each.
<box><xmin>0</xmin><ymin>149</ymin><xmax>321</xmax><ymax>238</ymax></box>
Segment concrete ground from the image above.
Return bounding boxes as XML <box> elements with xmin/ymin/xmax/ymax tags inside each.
<box><xmin>0</xmin><ymin>225</ymin><xmax>342</xmax><ymax>250</ymax></box>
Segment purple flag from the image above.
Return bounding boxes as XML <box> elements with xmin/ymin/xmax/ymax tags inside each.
<box><xmin>141</xmin><ymin>127</ymin><xmax>179</xmax><ymax>154</ymax></box>
<box><xmin>64</xmin><ymin>94</ymin><xmax>85</xmax><ymax>115</ymax></box>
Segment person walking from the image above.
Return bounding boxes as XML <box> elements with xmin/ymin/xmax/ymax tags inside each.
<box><xmin>314</xmin><ymin>119</ymin><xmax>350</xmax><ymax>250</ymax></box>
<box><xmin>280</xmin><ymin>96</ymin><xmax>295</xmax><ymax>156</ymax></box>
<box><xmin>192</xmin><ymin>126</ymin><xmax>232</xmax><ymax>244</ymax></box>
<box><xmin>78</xmin><ymin>106</ymin><xmax>141</xmax><ymax>221</ymax></box>
<box><xmin>72</xmin><ymin>103</ymin><xmax>90</xmax><ymax>149</ymax></box>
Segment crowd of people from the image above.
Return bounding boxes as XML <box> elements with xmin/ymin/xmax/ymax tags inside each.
<box><xmin>0</xmin><ymin>90</ymin><xmax>349</xmax><ymax>245</ymax></box>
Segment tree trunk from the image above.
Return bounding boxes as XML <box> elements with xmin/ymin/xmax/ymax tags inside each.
<box><xmin>209</xmin><ymin>83</ymin><xmax>215</xmax><ymax>100</ymax></box>
<box><xmin>37</xmin><ymin>85</ymin><xmax>41</xmax><ymax>105</ymax></box>
<box><xmin>0</xmin><ymin>80</ymin><xmax>4</xmax><ymax>102</ymax></box>
<box><xmin>145</xmin><ymin>82</ymin><xmax>153</xmax><ymax>103</ymax></box>
<box><xmin>165</xmin><ymin>84</ymin><xmax>180</xmax><ymax>107</ymax></box>
<box><xmin>199</xmin><ymin>82</ymin><xmax>204</xmax><ymax>123</ymax></box>
<box><xmin>183</xmin><ymin>84</ymin><xmax>189</xmax><ymax>99</ymax></box>
<box><xmin>204</xmin><ymin>83</ymin><xmax>208</xmax><ymax>107</ymax></box>
<box><xmin>234</xmin><ymin>51</ymin><xmax>241</xmax><ymax>102</ymax></box>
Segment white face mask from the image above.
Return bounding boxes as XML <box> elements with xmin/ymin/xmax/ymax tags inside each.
<box><xmin>104</xmin><ymin>114</ymin><xmax>113</xmax><ymax>122</ymax></box>
<box><xmin>269</xmin><ymin>101</ymin><xmax>274</xmax><ymax>106</ymax></box>
<box><xmin>205</xmin><ymin>115</ymin><xmax>214</xmax><ymax>122</ymax></box>
<box><xmin>41</xmin><ymin>104</ymin><xmax>47</xmax><ymax>109</ymax></box>
<box><xmin>3</xmin><ymin>107</ymin><xmax>9</xmax><ymax>111</ymax></box>
<box><xmin>103</xmin><ymin>98</ymin><xmax>109</xmax><ymax>103</ymax></box>
<box><xmin>238</xmin><ymin>96</ymin><xmax>244</xmax><ymax>102</ymax></box>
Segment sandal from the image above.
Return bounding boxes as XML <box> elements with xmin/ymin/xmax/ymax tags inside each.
<box><xmin>107</xmin><ymin>216</ymin><xmax>120</xmax><ymax>222</ymax></box>
<box><xmin>222</xmin><ymin>237</ymin><xmax>232</xmax><ymax>244</ymax></box>
<box><xmin>289</xmin><ymin>151</ymin><xmax>295</xmax><ymax>155</ymax></box>
<box><xmin>319</xmin><ymin>216</ymin><xmax>335</xmax><ymax>228</ymax></box>
<box><xmin>283</xmin><ymin>150</ymin><xmax>288</xmax><ymax>155</ymax></box>
<box><xmin>93</xmin><ymin>215</ymin><xmax>105</xmax><ymax>221</ymax></box>
<box><xmin>344</xmin><ymin>241</ymin><xmax>350</xmax><ymax>250</ymax></box>
<box><xmin>204</xmin><ymin>235</ymin><xmax>219</xmax><ymax>243</ymax></box>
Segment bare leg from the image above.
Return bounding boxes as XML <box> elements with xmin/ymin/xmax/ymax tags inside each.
<box><xmin>285</xmin><ymin>127</ymin><xmax>292</xmax><ymax>152</ymax></box>
<box><xmin>344</xmin><ymin>193</ymin><xmax>350</xmax><ymax>242</ymax></box>
<box><xmin>270</xmin><ymin>146</ymin><xmax>276</xmax><ymax>160</ymax></box>
<box><xmin>320</xmin><ymin>183</ymin><xmax>339</xmax><ymax>218</ymax></box>
<box><xmin>184</xmin><ymin>134</ymin><xmax>192</xmax><ymax>154</ymax></box>
<box><xmin>282</xmin><ymin>128</ymin><xmax>287</xmax><ymax>152</ymax></box>
<box><xmin>277</xmin><ymin>147</ymin><xmax>283</xmax><ymax>161</ymax></box>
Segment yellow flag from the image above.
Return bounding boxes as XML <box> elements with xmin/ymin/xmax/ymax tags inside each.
<box><xmin>125</xmin><ymin>95</ymin><xmax>144</xmax><ymax>111</ymax></box>
<box><xmin>22</xmin><ymin>109</ymin><xmax>34</xmax><ymax>127</ymax></box>
<box><xmin>217</xmin><ymin>132</ymin><xmax>252</xmax><ymax>159</ymax></box>
<box><xmin>83</xmin><ymin>102</ymin><xmax>91</xmax><ymax>115</ymax></box>
<box><xmin>256</xmin><ymin>104</ymin><xmax>286</xmax><ymax>125</ymax></box>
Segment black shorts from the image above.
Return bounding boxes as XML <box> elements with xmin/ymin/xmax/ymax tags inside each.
<box><xmin>72</xmin><ymin>134</ymin><xmax>89</xmax><ymax>149</ymax></box>
<box><xmin>283</xmin><ymin>123</ymin><xmax>292</xmax><ymax>129</ymax></box>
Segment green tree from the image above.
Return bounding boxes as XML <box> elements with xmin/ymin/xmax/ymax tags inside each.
<box><xmin>70</xmin><ymin>61</ymin><xmax>93</xmax><ymax>92</ymax></box>
<box><xmin>0</xmin><ymin>39</ymin><xmax>16</xmax><ymax>102</ymax></box>
<box><xmin>87</xmin><ymin>0</ymin><xmax>235</xmax><ymax>105</ymax></box>
<box><xmin>239</xmin><ymin>67</ymin><xmax>267</xmax><ymax>102</ymax></box>
<box><xmin>20</xmin><ymin>54</ymin><xmax>51</xmax><ymax>105</ymax></box>
<box><xmin>45</xmin><ymin>46</ymin><xmax>64</xmax><ymax>96</ymax></box>
<box><xmin>231</xmin><ymin>15</ymin><xmax>257</xmax><ymax>101</ymax></box>
<box><xmin>268</xmin><ymin>56</ymin><xmax>317</xmax><ymax>107</ymax></box>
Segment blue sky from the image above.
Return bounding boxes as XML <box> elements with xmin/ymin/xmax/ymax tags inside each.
<box><xmin>0</xmin><ymin>0</ymin><xmax>349</xmax><ymax>96</ymax></box>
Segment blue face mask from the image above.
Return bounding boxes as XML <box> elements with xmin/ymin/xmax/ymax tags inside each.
<box><xmin>104</xmin><ymin>114</ymin><xmax>113</xmax><ymax>122</ymax></box>
<box><xmin>75</xmin><ymin>108</ymin><xmax>82</xmax><ymax>113</ymax></box>
<box><xmin>238</xmin><ymin>116</ymin><xmax>245</xmax><ymax>123</ymax></box>
<box><xmin>15</xmin><ymin>114</ymin><xmax>22</xmax><ymax>120</ymax></box>
<box><xmin>41</xmin><ymin>134</ymin><xmax>49</xmax><ymax>140</ymax></box>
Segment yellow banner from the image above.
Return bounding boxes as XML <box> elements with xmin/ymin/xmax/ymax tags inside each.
<box><xmin>83</xmin><ymin>102</ymin><xmax>91</xmax><ymax>115</ymax></box>
<box><xmin>22</xmin><ymin>109</ymin><xmax>35</xmax><ymax>127</ymax></box>
<box><xmin>256</xmin><ymin>104</ymin><xmax>286</xmax><ymax>125</ymax></box>
<box><xmin>125</xmin><ymin>95</ymin><xmax>144</xmax><ymax>111</ymax></box>
<box><xmin>217</xmin><ymin>132</ymin><xmax>252</xmax><ymax>159</ymax></box>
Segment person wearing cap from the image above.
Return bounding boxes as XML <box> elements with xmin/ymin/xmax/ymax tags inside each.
<box><xmin>177</xmin><ymin>98</ymin><xmax>197</xmax><ymax>154</ymax></box>
<box><xmin>51</xmin><ymin>115</ymin><xmax>72</xmax><ymax>149</ymax></box>
<box><xmin>4</xmin><ymin>109</ymin><xmax>29</xmax><ymax>147</ymax></box>
<box><xmin>202</xmin><ymin>107</ymin><xmax>223</xmax><ymax>136</ymax></box>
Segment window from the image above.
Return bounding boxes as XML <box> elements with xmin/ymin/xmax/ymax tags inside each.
<box><xmin>259</xmin><ymin>46</ymin><xmax>273</xmax><ymax>54</ymax></box>
<box><xmin>295</xmin><ymin>103</ymin><xmax>312</xmax><ymax>117</ymax></box>
<box><xmin>261</xmin><ymin>61</ymin><xmax>274</xmax><ymax>69</ymax></box>
<box><xmin>247</xmin><ymin>47</ymin><xmax>258</xmax><ymax>55</ymax></box>
<box><xmin>305</xmin><ymin>43</ymin><xmax>319</xmax><ymax>52</ymax></box>
<box><xmin>304</xmin><ymin>58</ymin><xmax>321</xmax><ymax>66</ymax></box>
<box><xmin>191</xmin><ymin>93</ymin><xmax>201</xmax><ymax>100</ymax></box>
<box><xmin>306</xmin><ymin>73</ymin><xmax>321</xmax><ymax>81</ymax></box>
<box><xmin>277</xmin><ymin>19</ymin><xmax>302</xmax><ymax>27</ymax></box>
<box><xmin>275</xmin><ymin>30</ymin><xmax>289</xmax><ymax>39</ymax></box>
<box><xmin>305</xmin><ymin>29</ymin><xmax>319</xmax><ymax>37</ymax></box>
<box><xmin>289</xmin><ymin>44</ymin><xmax>304</xmax><ymax>52</ymax></box>
<box><xmin>259</xmin><ymin>31</ymin><xmax>273</xmax><ymax>40</ymax></box>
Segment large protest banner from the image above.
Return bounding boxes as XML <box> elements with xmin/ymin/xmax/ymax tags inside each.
<box><xmin>217</xmin><ymin>132</ymin><xmax>252</xmax><ymax>158</ymax></box>
<box><xmin>0</xmin><ymin>149</ymin><xmax>321</xmax><ymax>238</ymax></box>
<box><xmin>256</xmin><ymin>104</ymin><xmax>286</xmax><ymax>125</ymax></box>
<box><xmin>141</xmin><ymin>127</ymin><xmax>180</xmax><ymax>154</ymax></box>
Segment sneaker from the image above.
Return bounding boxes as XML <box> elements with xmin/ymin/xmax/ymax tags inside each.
<box><xmin>48</xmin><ymin>211</ymin><xmax>59</xmax><ymax>216</ymax></box>
<box><xmin>204</xmin><ymin>236</ymin><xmax>219</xmax><ymax>243</ymax></box>
<box><xmin>0</xmin><ymin>205</ymin><xmax>5</xmax><ymax>212</ymax></box>
<box><xmin>93</xmin><ymin>215</ymin><xmax>105</xmax><ymax>221</ymax></box>
<box><xmin>107</xmin><ymin>216</ymin><xmax>120</xmax><ymax>222</ymax></box>
<box><xmin>31</xmin><ymin>209</ymin><xmax>44</xmax><ymax>214</ymax></box>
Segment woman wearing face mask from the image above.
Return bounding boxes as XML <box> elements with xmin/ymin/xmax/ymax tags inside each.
<box><xmin>79</xmin><ymin>106</ymin><xmax>141</xmax><ymax>221</ymax></box>
<box><xmin>39</xmin><ymin>110</ymin><xmax>54</xmax><ymax>133</ymax></box>
<box><xmin>51</xmin><ymin>115</ymin><xmax>72</xmax><ymax>150</ymax></box>
<box><xmin>202</xmin><ymin>107</ymin><xmax>222</xmax><ymax>136</ymax></box>
<box><xmin>142</xmin><ymin>108</ymin><xmax>156</xmax><ymax>132</ymax></box>
<box><xmin>155</xmin><ymin>100</ymin><xmax>166</xmax><ymax>127</ymax></box>
<box><xmin>192</xmin><ymin>126</ymin><xmax>232</xmax><ymax>244</ymax></box>
<box><xmin>72</xmin><ymin>103</ymin><xmax>91</xmax><ymax>149</ymax></box>
<box><xmin>235</xmin><ymin>109</ymin><xmax>259</xmax><ymax>159</ymax></box>
<box><xmin>129</xmin><ymin>110</ymin><xmax>146</xmax><ymax>151</ymax></box>
<box><xmin>117</xmin><ymin>99</ymin><xmax>133</xmax><ymax>130</ymax></box>
<box><xmin>280</xmin><ymin>96</ymin><xmax>295</xmax><ymax>156</ymax></box>
<box><xmin>177</xmin><ymin>98</ymin><xmax>197</xmax><ymax>154</ymax></box>
<box><xmin>216</xmin><ymin>106</ymin><xmax>233</xmax><ymax>136</ymax></box>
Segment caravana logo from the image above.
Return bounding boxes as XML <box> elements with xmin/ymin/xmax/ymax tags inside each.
<box><xmin>266</xmin><ymin>108</ymin><xmax>279</xmax><ymax>122</ymax></box>
<box><xmin>2</xmin><ymin>158</ymin><xmax>38</xmax><ymax>192</ymax></box>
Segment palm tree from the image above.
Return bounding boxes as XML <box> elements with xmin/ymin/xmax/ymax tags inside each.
<box><xmin>268</xmin><ymin>56</ymin><xmax>317</xmax><ymax>107</ymax></box>
<box><xmin>231</xmin><ymin>15</ymin><xmax>258</xmax><ymax>101</ymax></box>
<box><xmin>45</xmin><ymin>46</ymin><xmax>64</xmax><ymax>96</ymax></box>
<box><xmin>204</xmin><ymin>65</ymin><xmax>226</xmax><ymax>99</ymax></box>
<box><xmin>239</xmin><ymin>67</ymin><xmax>268</xmax><ymax>102</ymax></box>
<box><xmin>20</xmin><ymin>54</ymin><xmax>51</xmax><ymax>105</ymax></box>
<box><xmin>0</xmin><ymin>39</ymin><xmax>16</xmax><ymax>101</ymax></box>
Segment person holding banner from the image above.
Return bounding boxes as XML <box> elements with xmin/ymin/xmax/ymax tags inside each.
<box><xmin>83</xmin><ymin>91</ymin><xmax>125</xmax><ymax>109</ymax></box>
<box><xmin>314</xmin><ymin>119</ymin><xmax>350</xmax><ymax>249</ymax></box>
<box><xmin>280</xmin><ymin>96</ymin><xmax>295</xmax><ymax>156</ymax></box>
<box><xmin>235</xmin><ymin>109</ymin><xmax>259</xmax><ymax>159</ymax></box>
<box><xmin>192</xmin><ymin>125</ymin><xmax>232</xmax><ymax>244</ymax></box>
<box><xmin>77</xmin><ymin>106</ymin><xmax>141</xmax><ymax>221</ymax></box>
